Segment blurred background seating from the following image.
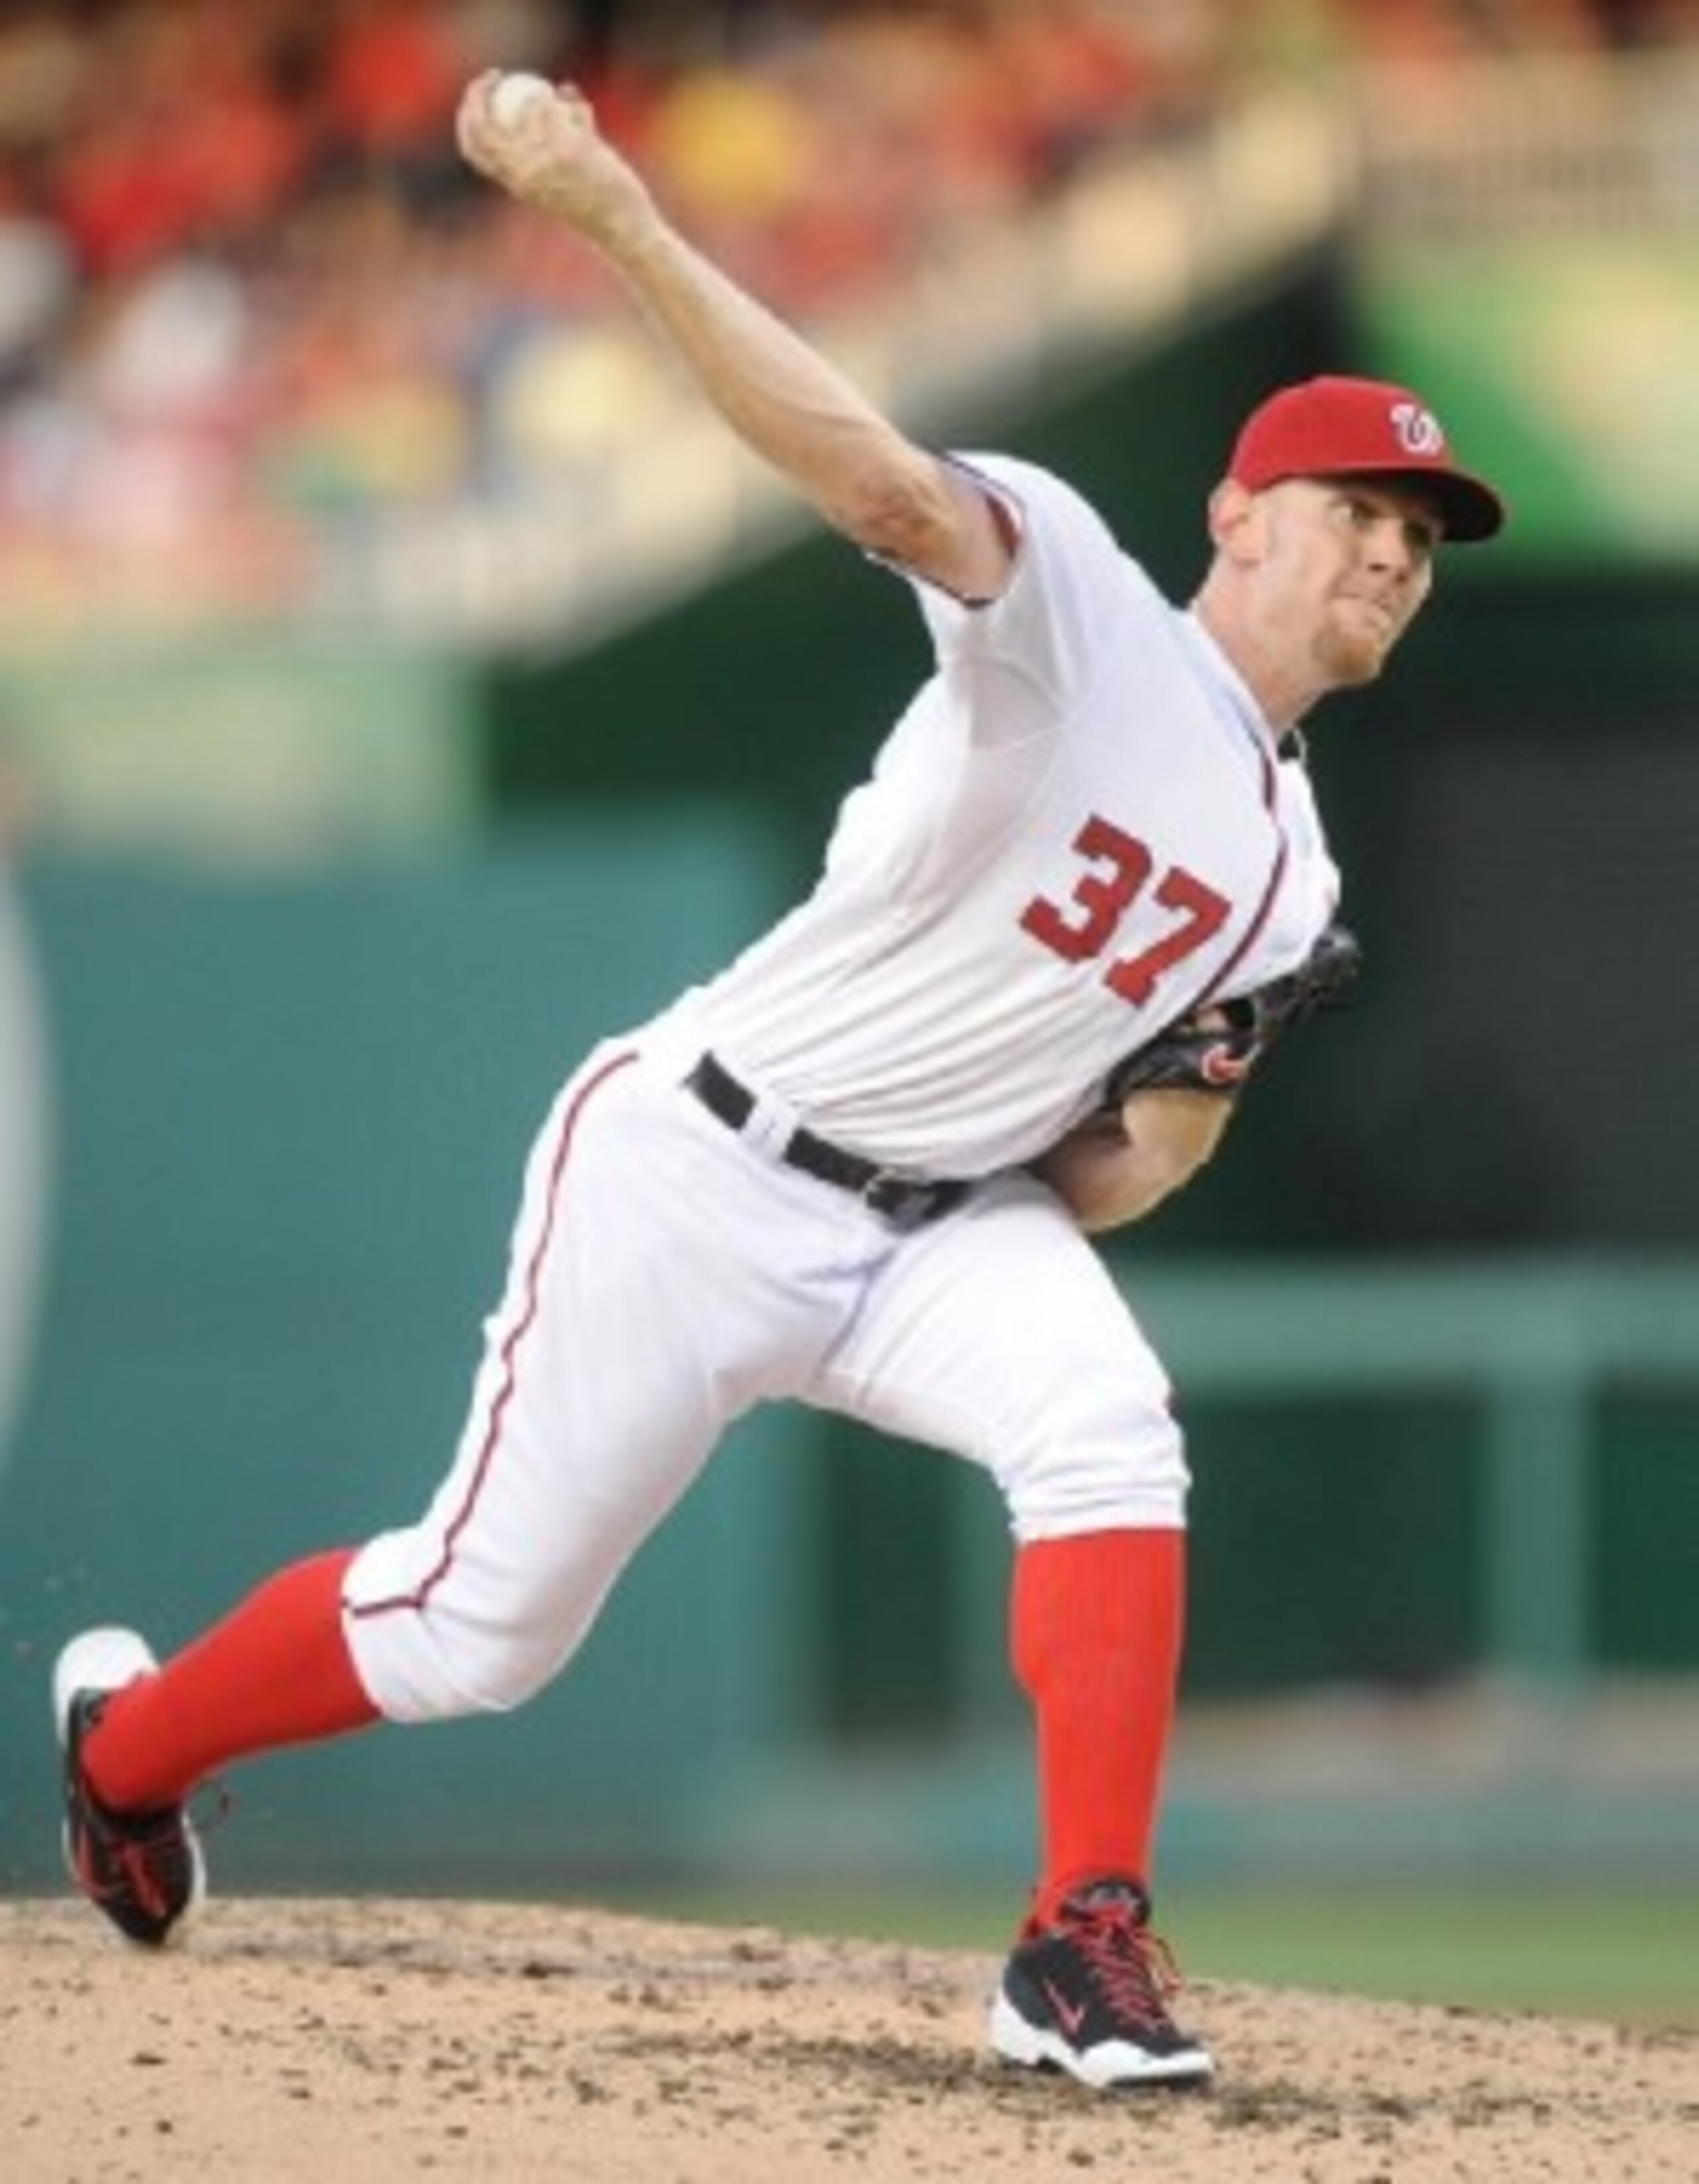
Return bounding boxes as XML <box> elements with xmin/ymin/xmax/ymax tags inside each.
<box><xmin>3</xmin><ymin>0</ymin><xmax>1687</xmax><ymax>649</ymax></box>
<box><xmin>0</xmin><ymin>0</ymin><xmax>1222</xmax><ymax>635</ymax></box>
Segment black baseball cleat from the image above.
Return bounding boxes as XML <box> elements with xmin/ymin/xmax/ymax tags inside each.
<box><xmin>53</xmin><ymin>1627</ymin><xmax>205</xmax><ymax>1948</ymax></box>
<box><xmin>990</xmin><ymin>1877</ymin><xmax>1214</xmax><ymax>2089</ymax></box>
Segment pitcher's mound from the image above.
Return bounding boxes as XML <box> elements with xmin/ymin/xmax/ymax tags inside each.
<box><xmin>3</xmin><ymin>1897</ymin><xmax>1692</xmax><ymax>2181</ymax></box>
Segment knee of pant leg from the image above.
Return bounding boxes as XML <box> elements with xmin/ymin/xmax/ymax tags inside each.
<box><xmin>996</xmin><ymin>1385</ymin><xmax>1191</xmax><ymax>1544</ymax></box>
<box><xmin>345</xmin><ymin>1595</ymin><xmax>592</xmax><ymax>1724</ymax></box>
<box><xmin>344</xmin><ymin>1529</ymin><xmax>604</xmax><ymax>1724</ymax></box>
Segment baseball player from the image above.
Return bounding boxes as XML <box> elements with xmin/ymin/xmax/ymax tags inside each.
<box><xmin>52</xmin><ymin>72</ymin><xmax>1505</xmax><ymax>2090</ymax></box>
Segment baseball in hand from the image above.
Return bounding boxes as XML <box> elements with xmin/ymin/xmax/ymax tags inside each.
<box><xmin>489</xmin><ymin>72</ymin><xmax>556</xmax><ymax>129</ymax></box>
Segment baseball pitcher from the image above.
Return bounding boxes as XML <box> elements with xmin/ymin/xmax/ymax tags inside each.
<box><xmin>52</xmin><ymin>71</ymin><xmax>1505</xmax><ymax>2090</ymax></box>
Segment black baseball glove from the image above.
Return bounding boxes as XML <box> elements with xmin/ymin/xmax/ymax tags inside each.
<box><xmin>1102</xmin><ymin>922</ymin><xmax>1363</xmax><ymax>1102</ymax></box>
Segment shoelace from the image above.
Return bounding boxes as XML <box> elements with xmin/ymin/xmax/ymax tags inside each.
<box><xmin>82</xmin><ymin>1777</ymin><xmax>231</xmax><ymax>1895</ymax></box>
<box><xmin>111</xmin><ymin>1828</ymin><xmax>185</xmax><ymax>1920</ymax></box>
<box><xmin>74</xmin><ymin>1806</ymin><xmax>186</xmax><ymax>1916</ymax></box>
<box><xmin>1065</xmin><ymin>1899</ymin><xmax>1183</xmax><ymax>2033</ymax></box>
<box><xmin>188</xmin><ymin>1779</ymin><xmax>234</xmax><ymax>1838</ymax></box>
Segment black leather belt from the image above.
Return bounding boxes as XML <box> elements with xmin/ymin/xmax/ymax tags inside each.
<box><xmin>685</xmin><ymin>1052</ymin><xmax>968</xmax><ymax>1231</ymax></box>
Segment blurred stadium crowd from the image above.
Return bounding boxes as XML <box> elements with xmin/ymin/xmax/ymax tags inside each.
<box><xmin>0</xmin><ymin>0</ymin><xmax>1690</xmax><ymax>631</ymax></box>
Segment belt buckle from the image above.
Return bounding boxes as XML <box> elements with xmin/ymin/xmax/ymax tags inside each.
<box><xmin>861</xmin><ymin>1168</ymin><xmax>930</xmax><ymax>1231</ymax></box>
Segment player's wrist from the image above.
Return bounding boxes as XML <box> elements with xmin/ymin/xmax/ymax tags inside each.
<box><xmin>575</xmin><ymin>186</ymin><xmax>671</xmax><ymax>273</ymax></box>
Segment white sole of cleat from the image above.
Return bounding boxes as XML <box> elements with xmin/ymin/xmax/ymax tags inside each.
<box><xmin>989</xmin><ymin>1989</ymin><xmax>1215</xmax><ymax>2089</ymax></box>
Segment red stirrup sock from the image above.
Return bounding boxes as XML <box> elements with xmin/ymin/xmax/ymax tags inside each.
<box><xmin>80</xmin><ymin>1548</ymin><xmax>380</xmax><ymax>1814</ymax></box>
<box><xmin>1010</xmin><ymin>1525</ymin><xmax>1185</xmax><ymax>1930</ymax></box>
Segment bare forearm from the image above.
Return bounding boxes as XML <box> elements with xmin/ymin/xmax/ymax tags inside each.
<box><xmin>601</xmin><ymin>219</ymin><xmax>942</xmax><ymax>555</ymax></box>
<box><xmin>457</xmin><ymin>73</ymin><xmax>1007</xmax><ymax>595</ymax></box>
<box><xmin>1033</xmin><ymin>1091</ymin><xmax>1235</xmax><ymax>1234</ymax></box>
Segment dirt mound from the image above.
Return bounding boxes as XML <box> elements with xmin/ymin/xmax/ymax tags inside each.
<box><xmin>3</xmin><ymin>1897</ymin><xmax>1693</xmax><ymax>2181</ymax></box>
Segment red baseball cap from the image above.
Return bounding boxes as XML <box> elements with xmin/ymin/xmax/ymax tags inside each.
<box><xmin>1227</xmin><ymin>374</ymin><xmax>1506</xmax><ymax>542</ymax></box>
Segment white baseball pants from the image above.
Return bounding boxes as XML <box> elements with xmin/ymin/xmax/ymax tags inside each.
<box><xmin>343</xmin><ymin>1040</ymin><xmax>1188</xmax><ymax>1723</ymax></box>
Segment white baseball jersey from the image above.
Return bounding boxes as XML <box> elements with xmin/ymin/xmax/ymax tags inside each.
<box><xmin>346</xmin><ymin>452</ymin><xmax>1343</xmax><ymax>1720</ymax></box>
<box><xmin>650</xmin><ymin>454</ymin><xmax>1340</xmax><ymax>1176</ymax></box>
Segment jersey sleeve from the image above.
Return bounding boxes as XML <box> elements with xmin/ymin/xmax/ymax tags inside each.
<box><xmin>907</xmin><ymin>453</ymin><xmax>1135</xmax><ymax>722</ymax></box>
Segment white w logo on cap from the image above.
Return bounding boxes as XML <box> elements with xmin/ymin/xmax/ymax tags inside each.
<box><xmin>1390</xmin><ymin>401</ymin><xmax>1445</xmax><ymax>456</ymax></box>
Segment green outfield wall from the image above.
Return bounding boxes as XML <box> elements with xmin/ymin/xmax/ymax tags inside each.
<box><xmin>1</xmin><ymin>837</ymin><xmax>1694</xmax><ymax>1899</ymax></box>
<box><xmin>0</xmin><ymin>827</ymin><xmax>817</xmax><ymax>1892</ymax></box>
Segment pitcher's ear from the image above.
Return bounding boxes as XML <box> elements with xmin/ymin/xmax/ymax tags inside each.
<box><xmin>1207</xmin><ymin>477</ymin><xmax>1264</xmax><ymax>560</ymax></box>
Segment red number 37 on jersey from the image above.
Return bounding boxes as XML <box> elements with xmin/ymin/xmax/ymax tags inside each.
<box><xmin>1019</xmin><ymin>813</ymin><xmax>1232</xmax><ymax>1008</ymax></box>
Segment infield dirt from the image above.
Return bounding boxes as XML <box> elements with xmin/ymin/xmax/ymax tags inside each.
<box><xmin>3</xmin><ymin>1895</ymin><xmax>1694</xmax><ymax>2181</ymax></box>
